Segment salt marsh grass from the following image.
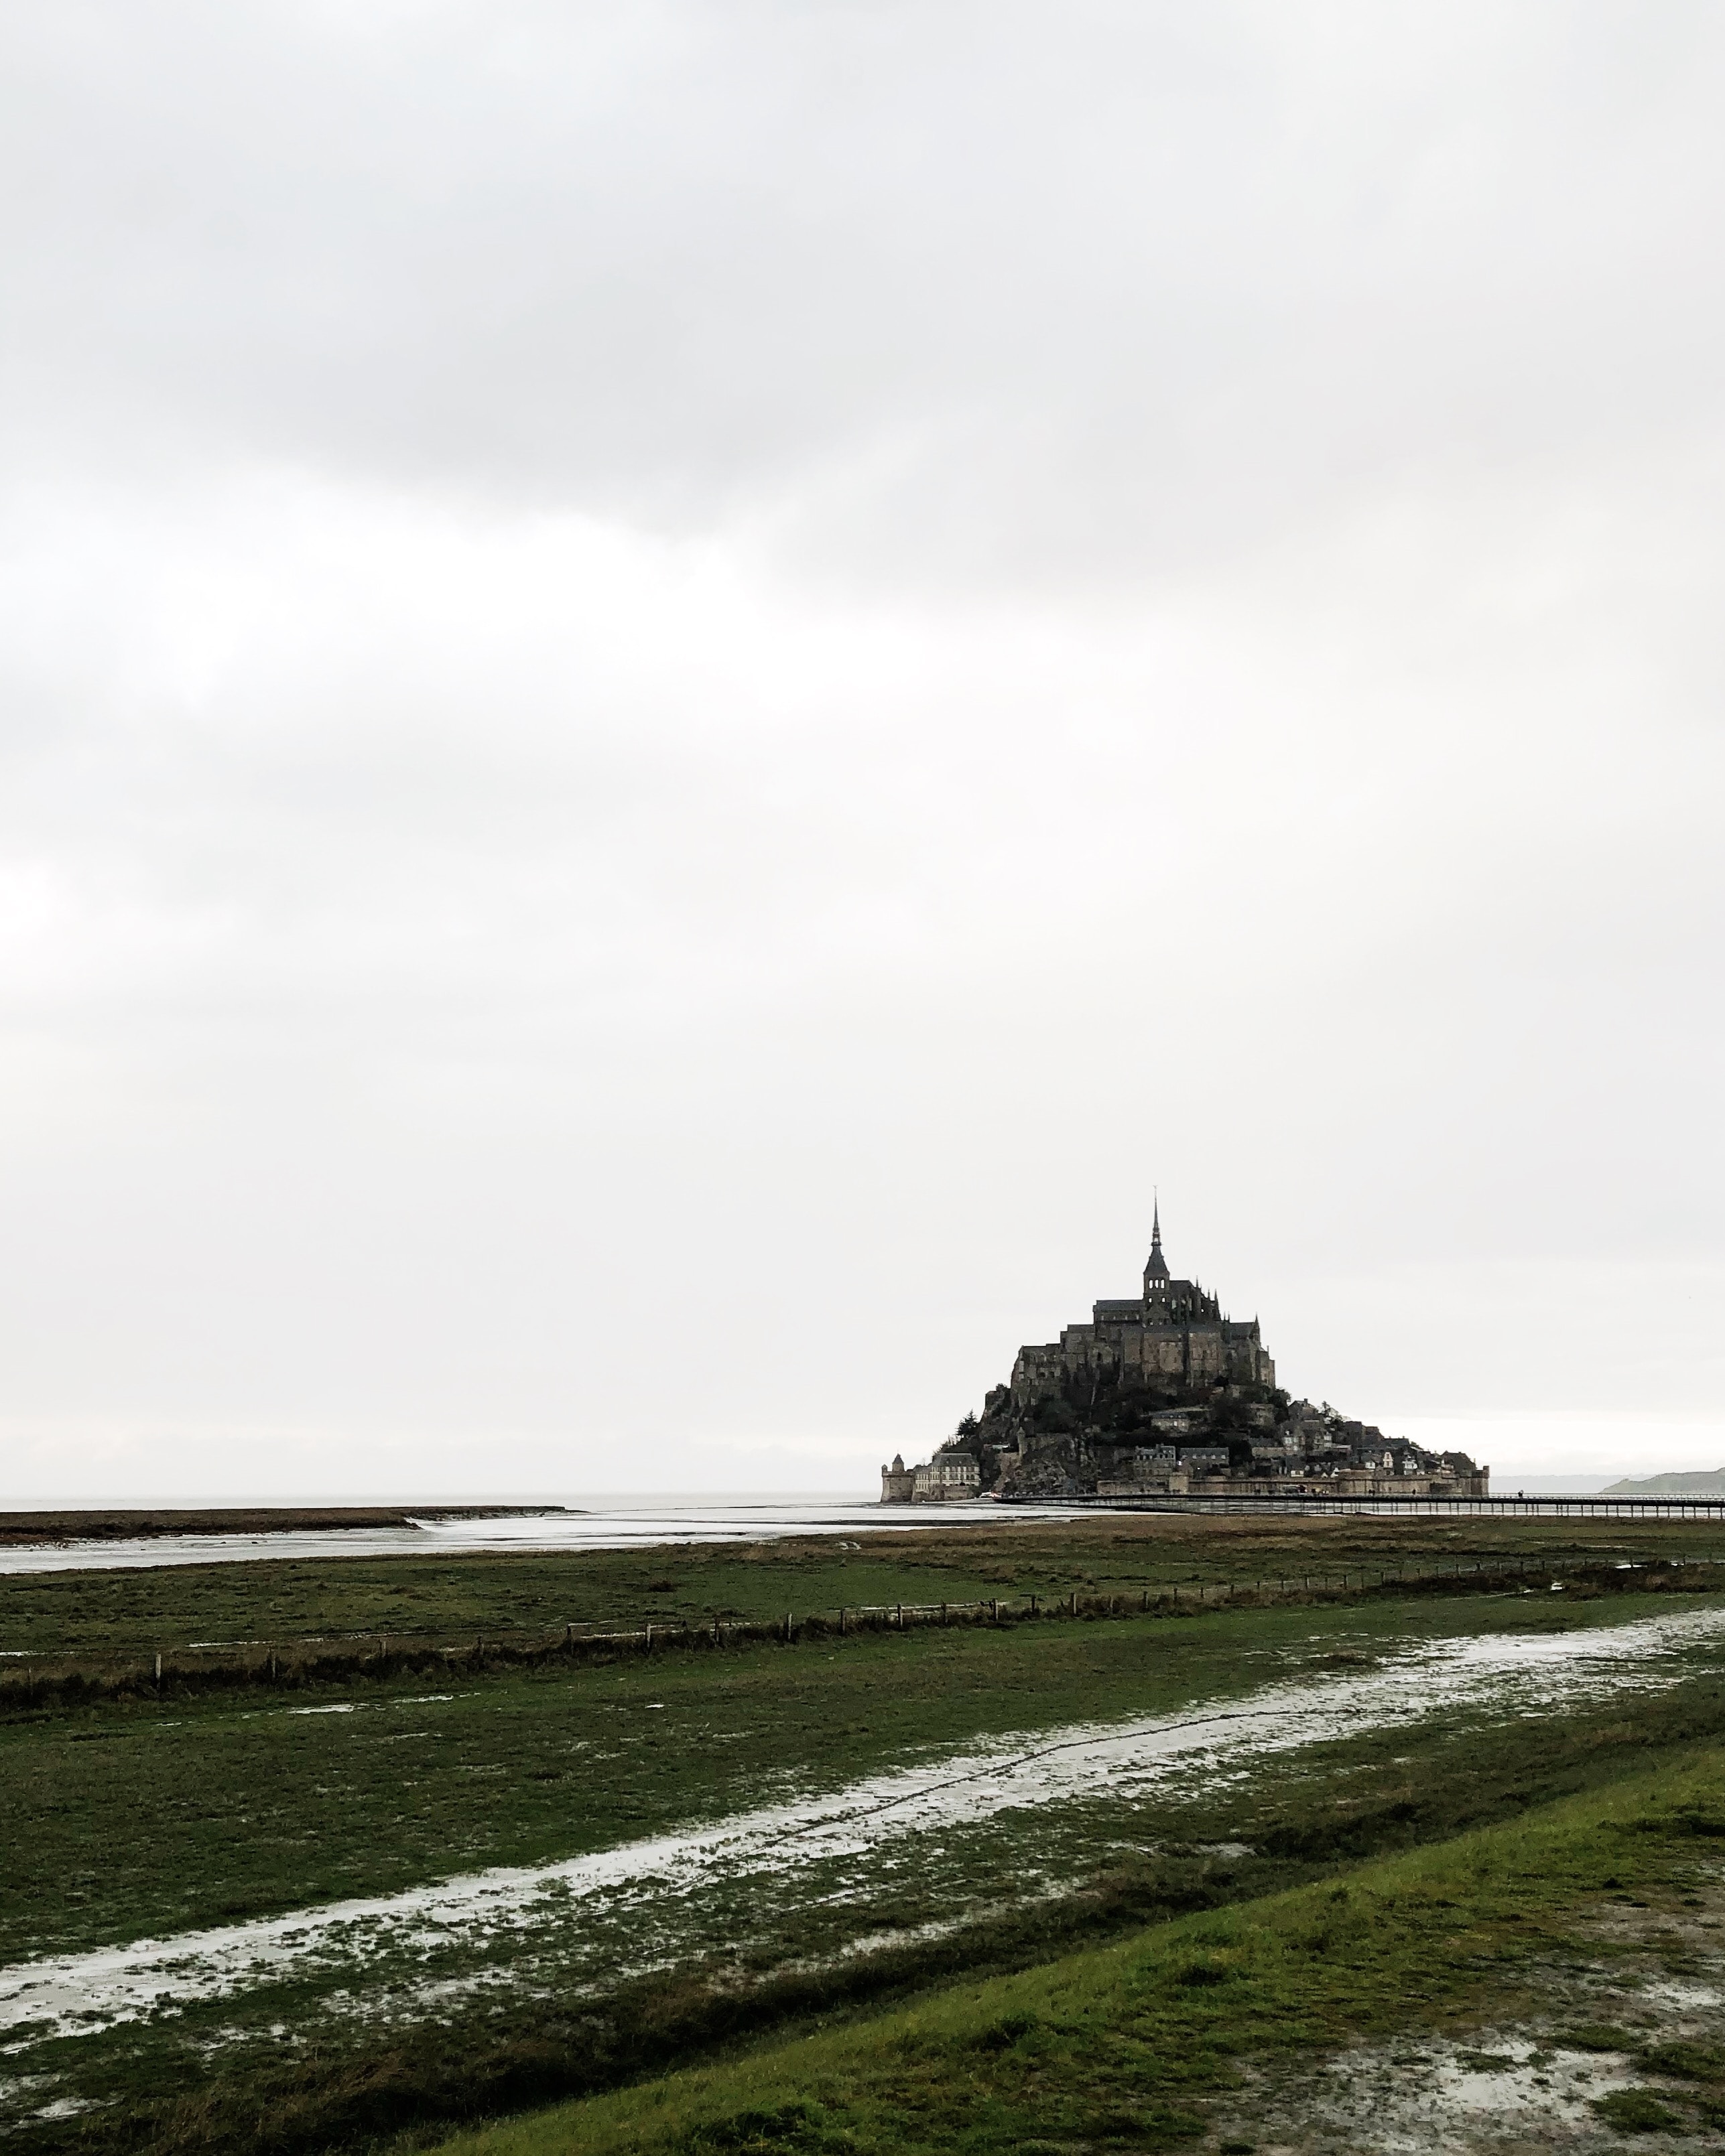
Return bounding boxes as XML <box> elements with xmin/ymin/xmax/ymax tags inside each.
<box><xmin>7</xmin><ymin>1518</ymin><xmax>1725</xmax><ymax>2156</ymax></box>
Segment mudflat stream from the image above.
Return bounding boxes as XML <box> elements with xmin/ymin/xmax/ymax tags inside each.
<box><xmin>0</xmin><ymin>1501</ymin><xmax>1079</xmax><ymax>1576</ymax></box>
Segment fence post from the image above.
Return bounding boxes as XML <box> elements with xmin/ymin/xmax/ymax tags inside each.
<box><xmin>785</xmin><ymin>1612</ymin><xmax>793</xmax><ymax>1641</ymax></box>
<box><xmin>895</xmin><ymin>1603</ymin><xmax>903</xmax><ymax>1629</ymax></box>
<box><xmin>153</xmin><ymin>1651</ymin><xmax>162</xmax><ymax>1685</ymax></box>
<box><xmin>645</xmin><ymin>1622</ymin><xmax>653</xmax><ymax>1650</ymax></box>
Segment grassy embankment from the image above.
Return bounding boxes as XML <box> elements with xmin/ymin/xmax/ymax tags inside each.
<box><xmin>440</xmin><ymin>1747</ymin><xmax>1725</xmax><ymax>2156</ymax></box>
<box><xmin>0</xmin><ymin>1509</ymin><xmax>560</xmax><ymax>1548</ymax></box>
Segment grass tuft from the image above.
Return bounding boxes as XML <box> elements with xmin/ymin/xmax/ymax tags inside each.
<box><xmin>1552</xmin><ymin>2024</ymin><xmax>1640</xmax><ymax>2053</ymax></box>
<box><xmin>1592</xmin><ymin>2088</ymin><xmax>1687</xmax><ymax>2132</ymax></box>
<box><xmin>1642</xmin><ymin>2039</ymin><xmax>1725</xmax><ymax>2082</ymax></box>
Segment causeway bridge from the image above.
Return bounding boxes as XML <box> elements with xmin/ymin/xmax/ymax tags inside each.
<box><xmin>1019</xmin><ymin>1492</ymin><xmax>1725</xmax><ymax>1522</ymax></box>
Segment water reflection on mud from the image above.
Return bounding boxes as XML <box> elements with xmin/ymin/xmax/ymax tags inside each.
<box><xmin>0</xmin><ymin>1501</ymin><xmax>1077</xmax><ymax>1575</ymax></box>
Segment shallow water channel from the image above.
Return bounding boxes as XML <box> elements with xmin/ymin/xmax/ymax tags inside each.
<box><xmin>6</xmin><ymin>1601</ymin><xmax>1725</xmax><ymax>2055</ymax></box>
<box><xmin>0</xmin><ymin>1500</ymin><xmax>1080</xmax><ymax>1576</ymax></box>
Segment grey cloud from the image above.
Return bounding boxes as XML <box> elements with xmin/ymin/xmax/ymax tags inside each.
<box><xmin>0</xmin><ymin>3</ymin><xmax>1720</xmax><ymax>1497</ymax></box>
<box><xmin>5</xmin><ymin>3</ymin><xmax>1725</xmax><ymax>570</ymax></box>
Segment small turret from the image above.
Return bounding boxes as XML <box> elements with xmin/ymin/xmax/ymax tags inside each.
<box><xmin>880</xmin><ymin>1453</ymin><xmax>915</xmax><ymax>1503</ymax></box>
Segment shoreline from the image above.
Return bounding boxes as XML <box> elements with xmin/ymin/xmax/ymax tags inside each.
<box><xmin>0</xmin><ymin>1504</ymin><xmax>571</xmax><ymax>1548</ymax></box>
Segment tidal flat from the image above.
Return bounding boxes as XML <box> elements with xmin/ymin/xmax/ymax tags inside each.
<box><xmin>6</xmin><ymin>1514</ymin><xmax>1725</xmax><ymax>2156</ymax></box>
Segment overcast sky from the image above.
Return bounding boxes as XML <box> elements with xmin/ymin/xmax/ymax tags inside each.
<box><xmin>2</xmin><ymin>1</ymin><xmax>1722</xmax><ymax>1501</ymax></box>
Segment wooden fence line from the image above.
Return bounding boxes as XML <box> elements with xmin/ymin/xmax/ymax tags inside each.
<box><xmin>1</xmin><ymin>1552</ymin><xmax>1718</xmax><ymax>1708</ymax></box>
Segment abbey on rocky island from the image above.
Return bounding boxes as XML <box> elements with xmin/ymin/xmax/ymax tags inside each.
<box><xmin>882</xmin><ymin>1208</ymin><xmax>1488</xmax><ymax>1503</ymax></box>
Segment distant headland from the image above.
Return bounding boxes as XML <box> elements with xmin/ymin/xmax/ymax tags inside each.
<box><xmin>1601</xmin><ymin>1470</ymin><xmax>1725</xmax><ymax>1496</ymax></box>
<box><xmin>884</xmin><ymin>1208</ymin><xmax>1488</xmax><ymax>1502</ymax></box>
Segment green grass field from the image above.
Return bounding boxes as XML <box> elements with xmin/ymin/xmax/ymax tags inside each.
<box><xmin>7</xmin><ymin>1514</ymin><xmax>1725</xmax><ymax>2156</ymax></box>
<box><xmin>442</xmin><ymin>1749</ymin><xmax>1725</xmax><ymax>2156</ymax></box>
<box><xmin>4</xmin><ymin>1509</ymin><xmax>1724</xmax><ymax>1660</ymax></box>
<box><xmin>6</xmin><ymin>1587</ymin><xmax>1706</xmax><ymax>1965</ymax></box>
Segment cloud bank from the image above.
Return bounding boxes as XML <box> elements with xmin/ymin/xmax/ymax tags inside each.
<box><xmin>1</xmin><ymin>3</ymin><xmax>1721</xmax><ymax>1495</ymax></box>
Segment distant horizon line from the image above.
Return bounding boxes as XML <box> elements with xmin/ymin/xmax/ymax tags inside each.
<box><xmin>0</xmin><ymin>1473</ymin><xmax>1690</xmax><ymax>1511</ymax></box>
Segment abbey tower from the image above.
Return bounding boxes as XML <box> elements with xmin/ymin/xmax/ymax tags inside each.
<box><xmin>1007</xmin><ymin>1202</ymin><xmax>1274</xmax><ymax>1406</ymax></box>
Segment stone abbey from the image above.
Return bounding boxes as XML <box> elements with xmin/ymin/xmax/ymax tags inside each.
<box><xmin>882</xmin><ymin>1209</ymin><xmax>1488</xmax><ymax>1503</ymax></box>
<box><xmin>1007</xmin><ymin>1204</ymin><xmax>1275</xmax><ymax>1404</ymax></box>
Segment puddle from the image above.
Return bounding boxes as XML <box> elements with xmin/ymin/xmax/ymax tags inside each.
<box><xmin>1640</xmin><ymin>1978</ymin><xmax>1725</xmax><ymax>2011</ymax></box>
<box><xmin>1216</xmin><ymin>1881</ymin><xmax>1725</xmax><ymax>2152</ymax></box>
<box><xmin>1235</xmin><ymin>2035</ymin><xmax>1649</xmax><ymax>2152</ymax></box>
<box><xmin>5</xmin><ymin>1603</ymin><xmax>1725</xmax><ymax>2048</ymax></box>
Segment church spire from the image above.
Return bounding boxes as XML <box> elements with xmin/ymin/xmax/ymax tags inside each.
<box><xmin>1145</xmin><ymin>1196</ymin><xmax>1170</xmax><ymax>1282</ymax></box>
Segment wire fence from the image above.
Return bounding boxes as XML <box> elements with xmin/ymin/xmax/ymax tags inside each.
<box><xmin>3</xmin><ymin>1549</ymin><xmax>1719</xmax><ymax>1708</ymax></box>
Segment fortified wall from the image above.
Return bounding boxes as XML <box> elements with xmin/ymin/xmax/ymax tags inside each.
<box><xmin>882</xmin><ymin>1209</ymin><xmax>1488</xmax><ymax>1503</ymax></box>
